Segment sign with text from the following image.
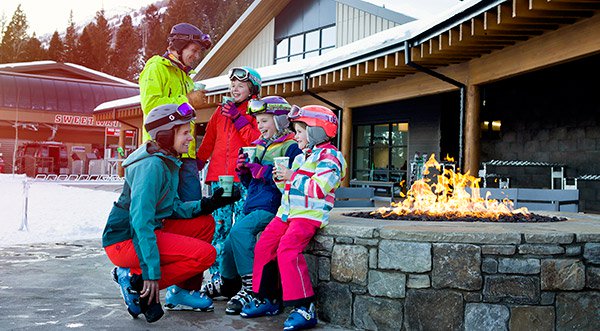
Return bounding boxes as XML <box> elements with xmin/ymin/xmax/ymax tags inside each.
<box><xmin>105</xmin><ymin>127</ymin><xmax>135</xmax><ymax>138</ymax></box>
<box><xmin>54</xmin><ymin>114</ymin><xmax>120</xmax><ymax>127</ymax></box>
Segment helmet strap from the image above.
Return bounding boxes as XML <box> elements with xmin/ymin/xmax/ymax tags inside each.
<box><xmin>155</xmin><ymin>130</ymin><xmax>178</xmax><ymax>156</ymax></box>
<box><xmin>163</xmin><ymin>51</ymin><xmax>192</xmax><ymax>74</ymax></box>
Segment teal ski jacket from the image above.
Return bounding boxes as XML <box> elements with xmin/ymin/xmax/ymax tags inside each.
<box><xmin>102</xmin><ymin>141</ymin><xmax>205</xmax><ymax>280</ymax></box>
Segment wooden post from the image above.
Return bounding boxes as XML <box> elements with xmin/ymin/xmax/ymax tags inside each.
<box><xmin>464</xmin><ymin>84</ymin><xmax>480</xmax><ymax>176</ymax></box>
<box><xmin>118</xmin><ymin>127</ymin><xmax>126</xmax><ymax>177</ymax></box>
<box><xmin>341</xmin><ymin>106</ymin><xmax>352</xmax><ymax>187</ymax></box>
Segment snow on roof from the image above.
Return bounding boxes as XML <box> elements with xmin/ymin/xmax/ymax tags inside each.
<box><xmin>199</xmin><ymin>0</ymin><xmax>479</xmax><ymax>92</ymax></box>
<box><xmin>95</xmin><ymin>0</ymin><xmax>480</xmax><ymax>111</ymax></box>
<box><xmin>0</xmin><ymin>60</ymin><xmax>56</xmax><ymax>69</ymax></box>
<box><xmin>94</xmin><ymin>94</ymin><xmax>140</xmax><ymax>112</ymax></box>
<box><xmin>64</xmin><ymin>63</ymin><xmax>138</xmax><ymax>87</ymax></box>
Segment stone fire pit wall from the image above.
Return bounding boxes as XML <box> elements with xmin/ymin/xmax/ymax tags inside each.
<box><xmin>305</xmin><ymin>210</ymin><xmax>600</xmax><ymax>330</ymax></box>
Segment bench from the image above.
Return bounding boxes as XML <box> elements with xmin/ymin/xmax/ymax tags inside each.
<box><xmin>474</xmin><ymin>188</ymin><xmax>579</xmax><ymax>212</ymax></box>
<box><xmin>349</xmin><ymin>180</ymin><xmax>395</xmax><ymax>202</ymax></box>
<box><xmin>334</xmin><ymin>187</ymin><xmax>375</xmax><ymax>207</ymax></box>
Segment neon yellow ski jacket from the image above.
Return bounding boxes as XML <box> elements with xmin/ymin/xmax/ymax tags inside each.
<box><xmin>139</xmin><ymin>55</ymin><xmax>196</xmax><ymax>158</ymax></box>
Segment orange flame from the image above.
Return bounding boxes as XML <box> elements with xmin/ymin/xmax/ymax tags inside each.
<box><xmin>376</xmin><ymin>154</ymin><xmax>529</xmax><ymax>219</ymax></box>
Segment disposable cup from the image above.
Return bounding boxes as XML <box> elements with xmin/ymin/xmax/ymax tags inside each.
<box><xmin>242</xmin><ymin>146</ymin><xmax>257</xmax><ymax>163</ymax></box>
<box><xmin>273</xmin><ymin>156</ymin><xmax>290</xmax><ymax>179</ymax></box>
<box><xmin>194</xmin><ymin>82</ymin><xmax>206</xmax><ymax>91</ymax></box>
<box><xmin>222</xmin><ymin>96</ymin><xmax>235</xmax><ymax>105</ymax></box>
<box><xmin>218</xmin><ymin>175</ymin><xmax>234</xmax><ymax>197</ymax></box>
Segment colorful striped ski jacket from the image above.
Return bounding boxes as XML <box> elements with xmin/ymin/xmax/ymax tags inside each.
<box><xmin>275</xmin><ymin>142</ymin><xmax>347</xmax><ymax>227</ymax></box>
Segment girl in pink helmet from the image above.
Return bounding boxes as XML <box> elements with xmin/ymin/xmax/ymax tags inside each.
<box><xmin>240</xmin><ymin>105</ymin><xmax>347</xmax><ymax>331</ymax></box>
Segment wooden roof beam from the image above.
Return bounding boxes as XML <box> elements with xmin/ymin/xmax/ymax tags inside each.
<box><xmin>510</xmin><ymin>1</ymin><xmax>585</xmax><ymax>22</ymax></box>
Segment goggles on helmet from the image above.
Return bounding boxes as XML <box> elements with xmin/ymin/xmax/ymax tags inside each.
<box><xmin>228</xmin><ymin>67</ymin><xmax>251</xmax><ymax>81</ymax></box>
<box><xmin>171</xmin><ymin>33</ymin><xmax>212</xmax><ymax>45</ymax></box>
<box><xmin>248</xmin><ymin>99</ymin><xmax>292</xmax><ymax>115</ymax></box>
<box><xmin>228</xmin><ymin>67</ymin><xmax>261</xmax><ymax>87</ymax></box>
<box><xmin>288</xmin><ymin>105</ymin><xmax>338</xmax><ymax>125</ymax></box>
<box><xmin>145</xmin><ymin>103</ymin><xmax>195</xmax><ymax>132</ymax></box>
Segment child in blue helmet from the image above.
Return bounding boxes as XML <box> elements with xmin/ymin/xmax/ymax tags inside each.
<box><xmin>196</xmin><ymin>66</ymin><xmax>263</xmax><ymax>296</ymax></box>
<box><xmin>212</xmin><ymin>96</ymin><xmax>303</xmax><ymax>315</ymax></box>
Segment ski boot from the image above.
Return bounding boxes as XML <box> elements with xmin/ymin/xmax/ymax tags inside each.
<box><xmin>283</xmin><ymin>303</ymin><xmax>317</xmax><ymax>331</ymax></box>
<box><xmin>225</xmin><ymin>289</ymin><xmax>253</xmax><ymax>315</ymax></box>
<box><xmin>240</xmin><ymin>297</ymin><xmax>282</xmax><ymax>318</ymax></box>
<box><xmin>164</xmin><ymin>285</ymin><xmax>214</xmax><ymax>311</ymax></box>
<box><xmin>111</xmin><ymin>267</ymin><xmax>141</xmax><ymax>318</ymax></box>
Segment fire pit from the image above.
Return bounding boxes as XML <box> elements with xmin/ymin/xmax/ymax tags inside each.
<box><xmin>346</xmin><ymin>155</ymin><xmax>567</xmax><ymax>223</ymax></box>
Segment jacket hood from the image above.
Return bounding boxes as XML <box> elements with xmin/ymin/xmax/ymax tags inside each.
<box><xmin>122</xmin><ymin>141</ymin><xmax>181</xmax><ymax>168</ymax></box>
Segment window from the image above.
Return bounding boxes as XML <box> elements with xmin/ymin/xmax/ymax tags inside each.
<box><xmin>353</xmin><ymin>123</ymin><xmax>408</xmax><ymax>184</ymax></box>
<box><xmin>274</xmin><ymin>25</ymin><xmax>336</xmax><ymax>64</ymax></box>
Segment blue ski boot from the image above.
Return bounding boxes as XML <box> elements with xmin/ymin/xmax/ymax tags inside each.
<box><xmin>283</xmin><ymin>303</ymin><xmax>317</xmax><ymax>330</ymax></box>
<box><xmin>164</xmin><ymin>285</ymin><xmax>214</xmax><ymax>311</ymax></box>
<box><xmin>111</xmin><ymin>267</ymin><xmax>141</xmax><ymax>318</ymax></box>
<box><xmin>240</xmin><ymin>297</ymin><xmax>283</xmax><ymax>318</ymax></box>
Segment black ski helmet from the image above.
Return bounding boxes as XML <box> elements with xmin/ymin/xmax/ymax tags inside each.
<box><xmin>168</xmin><ymin>23</ymin><xmax>212</xmax><ymax>53</ymax></box>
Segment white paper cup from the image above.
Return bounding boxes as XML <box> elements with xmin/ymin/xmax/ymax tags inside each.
<box><xmin>273</xmin><ymin>156</ymin><xmax>290</xmax><ymax>179</ymax></box>
<box><xmin>218</xmin><ymin>175</ymin><xmax>234</xmax><ymax>197</ymax></box>
<box><xmin>242</xmin><ymin>146</ymin><xmax>257</xmax><ymax>163</ymax></box>
<box><xmin>194</xmin><ymin>82</ymin><xmax>206</xmax><ymax>91</ymax></box>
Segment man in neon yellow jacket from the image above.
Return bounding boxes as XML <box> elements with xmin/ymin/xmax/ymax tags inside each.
<box><xmin>139</xmin><ymin>22</ymin><xmax>211</xmax><ymax>201</ymax></box>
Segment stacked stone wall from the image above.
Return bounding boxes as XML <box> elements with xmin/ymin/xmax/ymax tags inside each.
<box><xmin>307</xmin><ymin>225</ymin><xmax>600</xmax><ymax>330</ymax></box>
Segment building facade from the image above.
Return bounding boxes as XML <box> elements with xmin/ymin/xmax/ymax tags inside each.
<box><xmin>0</xmin><ymin>61</ymin><xmax>139</xmax><ymax>175</ymax></box>
<box><xmin>94</xmin><ymin>0</ymin><xmax>600</xmax><ymax>211</ymax></box>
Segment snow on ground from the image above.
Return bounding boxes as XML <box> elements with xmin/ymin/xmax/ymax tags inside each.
<box><xmin>0</xmin><ymin>174</ymin><xmax>119</xmax><ymax>247</ymax></box>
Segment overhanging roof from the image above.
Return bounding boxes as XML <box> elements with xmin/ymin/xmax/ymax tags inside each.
<box><xmin>95</xmin><ymin>0</ymin><xmax>600</xmax><ymax>117</ymax></box>
<box><xmin>0</xmin><ymin>61</ymin><xmax>138</xmax><ymax>86</ymax></box>
<box><xmin>194</xmin><ymin>0</ymin><xmax>600</xmax><ymax>106</ymax></box>
<box><xmin>0</xmin><ymin>70</ymin><xmax>139</xmax><ymax>115</ymax></box>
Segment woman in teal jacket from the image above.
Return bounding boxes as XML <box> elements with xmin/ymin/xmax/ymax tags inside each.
<box><xmin>102</xmin><ymin>103</ymin><xmax>239</xmax><ymax>323</ymax></box>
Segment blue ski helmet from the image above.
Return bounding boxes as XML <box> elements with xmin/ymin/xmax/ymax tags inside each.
<box><xmin>228</xmin><ymin>66</ymin><xmax>262</xmax><ymax>96</ymax></box>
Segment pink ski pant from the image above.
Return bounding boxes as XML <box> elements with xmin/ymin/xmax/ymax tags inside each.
<box><xmin>252</xmin><ymin>217</ymin><xmax>321</xmax><ymax>302</ymax></box>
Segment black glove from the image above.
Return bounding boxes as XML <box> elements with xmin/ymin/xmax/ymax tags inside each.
<box><xmin>199</xmin><ymin>187</ymin><xmax>242</xmax><ymax>215</ymax></box>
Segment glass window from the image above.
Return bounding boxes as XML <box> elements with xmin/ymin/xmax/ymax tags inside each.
<box><xmin>354</xmin><ymin>148</ymin><xmax>370</xmax><ymax>170</ymax></box>
<box><xmin>290</xmin><ymin>34</ymin><xmax>303</xmax><ymax>55</ymax></box>
<box><xmin>356</xmin><ymin>125</ymin><xmax>370</xmax><ymax>147</ymax></box>
<box><xmin>304</xmin><ymin>51</ymin><xmax>319</xmax><ymax>59</ymax></box>
<box><xmin>276</xmin><ymin>38</ymin><xmax>288</xmax><ymax>59</ymax></box>
<box><xmin>352</xmin><ymin>122</ymin><xmax>408</xmax><ymax>184</ymax></box>
<box><xmin>276</xmin><ymin>57</ymin><xmax>287</xmax><ymax>64</ymax></box>
<box><xmin>289</xmin><ymin>54</ymin><xmax>303</xmax><ymax>62</ymax></box>
<box><xmin>321</xmin><ymin>26</ymin><xmax>336</xmax><ymax>48</ymax></box>
<box><xmin>305</xmin><ymin>30</ymin><xmax>319</xmax><ymax>51</ymax></box>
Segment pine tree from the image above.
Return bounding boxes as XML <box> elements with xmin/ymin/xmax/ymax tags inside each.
<box><xmin>63</xmin><ymin>11</ymin><xmax>79</xmax><ymax>63</ymax></box>
<box><xmin>109</xmin><ymin>15</ymin><xmax>141</xmax><ymax>81</ymax></box>
<box><xmin>47</xmin><ymin>31</ymin><xmax>64</xmax><ymax>62</ymax></box>
<box><xmin>21</xmin><ymin>33</ymin><xmax>46</xmax><ymax>61</ymax></box>
<box><xmin>0</xmin><ymin>4</ymin><xmax>29</xmax><ymax>63</ymax></box>
<box><xmin>141</xmin><ymin>4</ymin><xmax>166</xmax><ymax>60</ymax></box>
<box><xmin>76</xmin><ymin>26</ymin><xmax>95</xmax><ymax>68</ymax></box>
<box><xmin>89</xmin><ymin>10</ymin><xmax>112</xmax><ymax>72</ymax></box>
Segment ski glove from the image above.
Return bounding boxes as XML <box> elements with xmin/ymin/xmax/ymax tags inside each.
<box><xmin>221</xmin><ymin>101</ymin><xmax>250</xmax><ymax>130</ymax></box>
<box><xmin>246</xmin><ymin>162</ymin><xmax>270</xmax><ymax>180</ymax></box>
<box><xmin>221</xmin><ymin>101</ymin><xmax>240</xmax><ymax>120</ymax></box>
<box><xmin>236</xmin><ymin>151</ymin><xmax>250</xmax><ymax>176</ymax></box>
<box><xmin>199</xmin><ymin>187</ymin><xmax>241</xmax><ymax>215</ymax></box>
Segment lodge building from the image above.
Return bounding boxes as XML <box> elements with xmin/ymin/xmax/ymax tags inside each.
<box><xmin>93</xmin><ymin>0</ymin><xmax>600</xmax><ymax>212</ymax></box>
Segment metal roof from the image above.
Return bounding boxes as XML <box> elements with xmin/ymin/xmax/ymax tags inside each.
<box><xmin>0</xmin><ymin>71</ymin><xmax>139</xmax><ymax>114</ymax></box>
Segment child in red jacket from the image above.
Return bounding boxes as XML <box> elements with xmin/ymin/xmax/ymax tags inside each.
<box><xmin>196</xmin><ymin>67</ymin><xmax>262</xmax><ymax>295</ymax></box>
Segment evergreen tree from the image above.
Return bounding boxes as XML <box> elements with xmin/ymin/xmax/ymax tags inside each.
<box><xmin>21</xmin><ymin>33</ymin><xmax>45</xmax><ymax>61</ymax></box>
<box><xmin>0</xmin><ymin>4</ymin><xmax>29</xmax><ymax>63</ymax></box>
<box><xmin>47</xmin><ymin>31</ymin><xmax>64</xmax><ymax>62</ymax></box>
<box><xmin>76</xmin><ymin>26</ymin><xmax>95</xmax><ymax>68</ymax></box>
<box><xmin>109</xmin><ymin>14</ymin><xmax>141</xmax><ymax>81</ymax></box>
<box><xmin>89</xmin><ymin>10</ymin><xmax>112</xmax><ymax>72</ymax></box>
<box><xmin>141</xmin><ymin>4</ymin><xmax>166</xmax><ymax>60</ymax></box>
<box><xmin>63</xmin><ymin>11</ymin><xmax>79</xmax><ymax>63</ymax></box>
